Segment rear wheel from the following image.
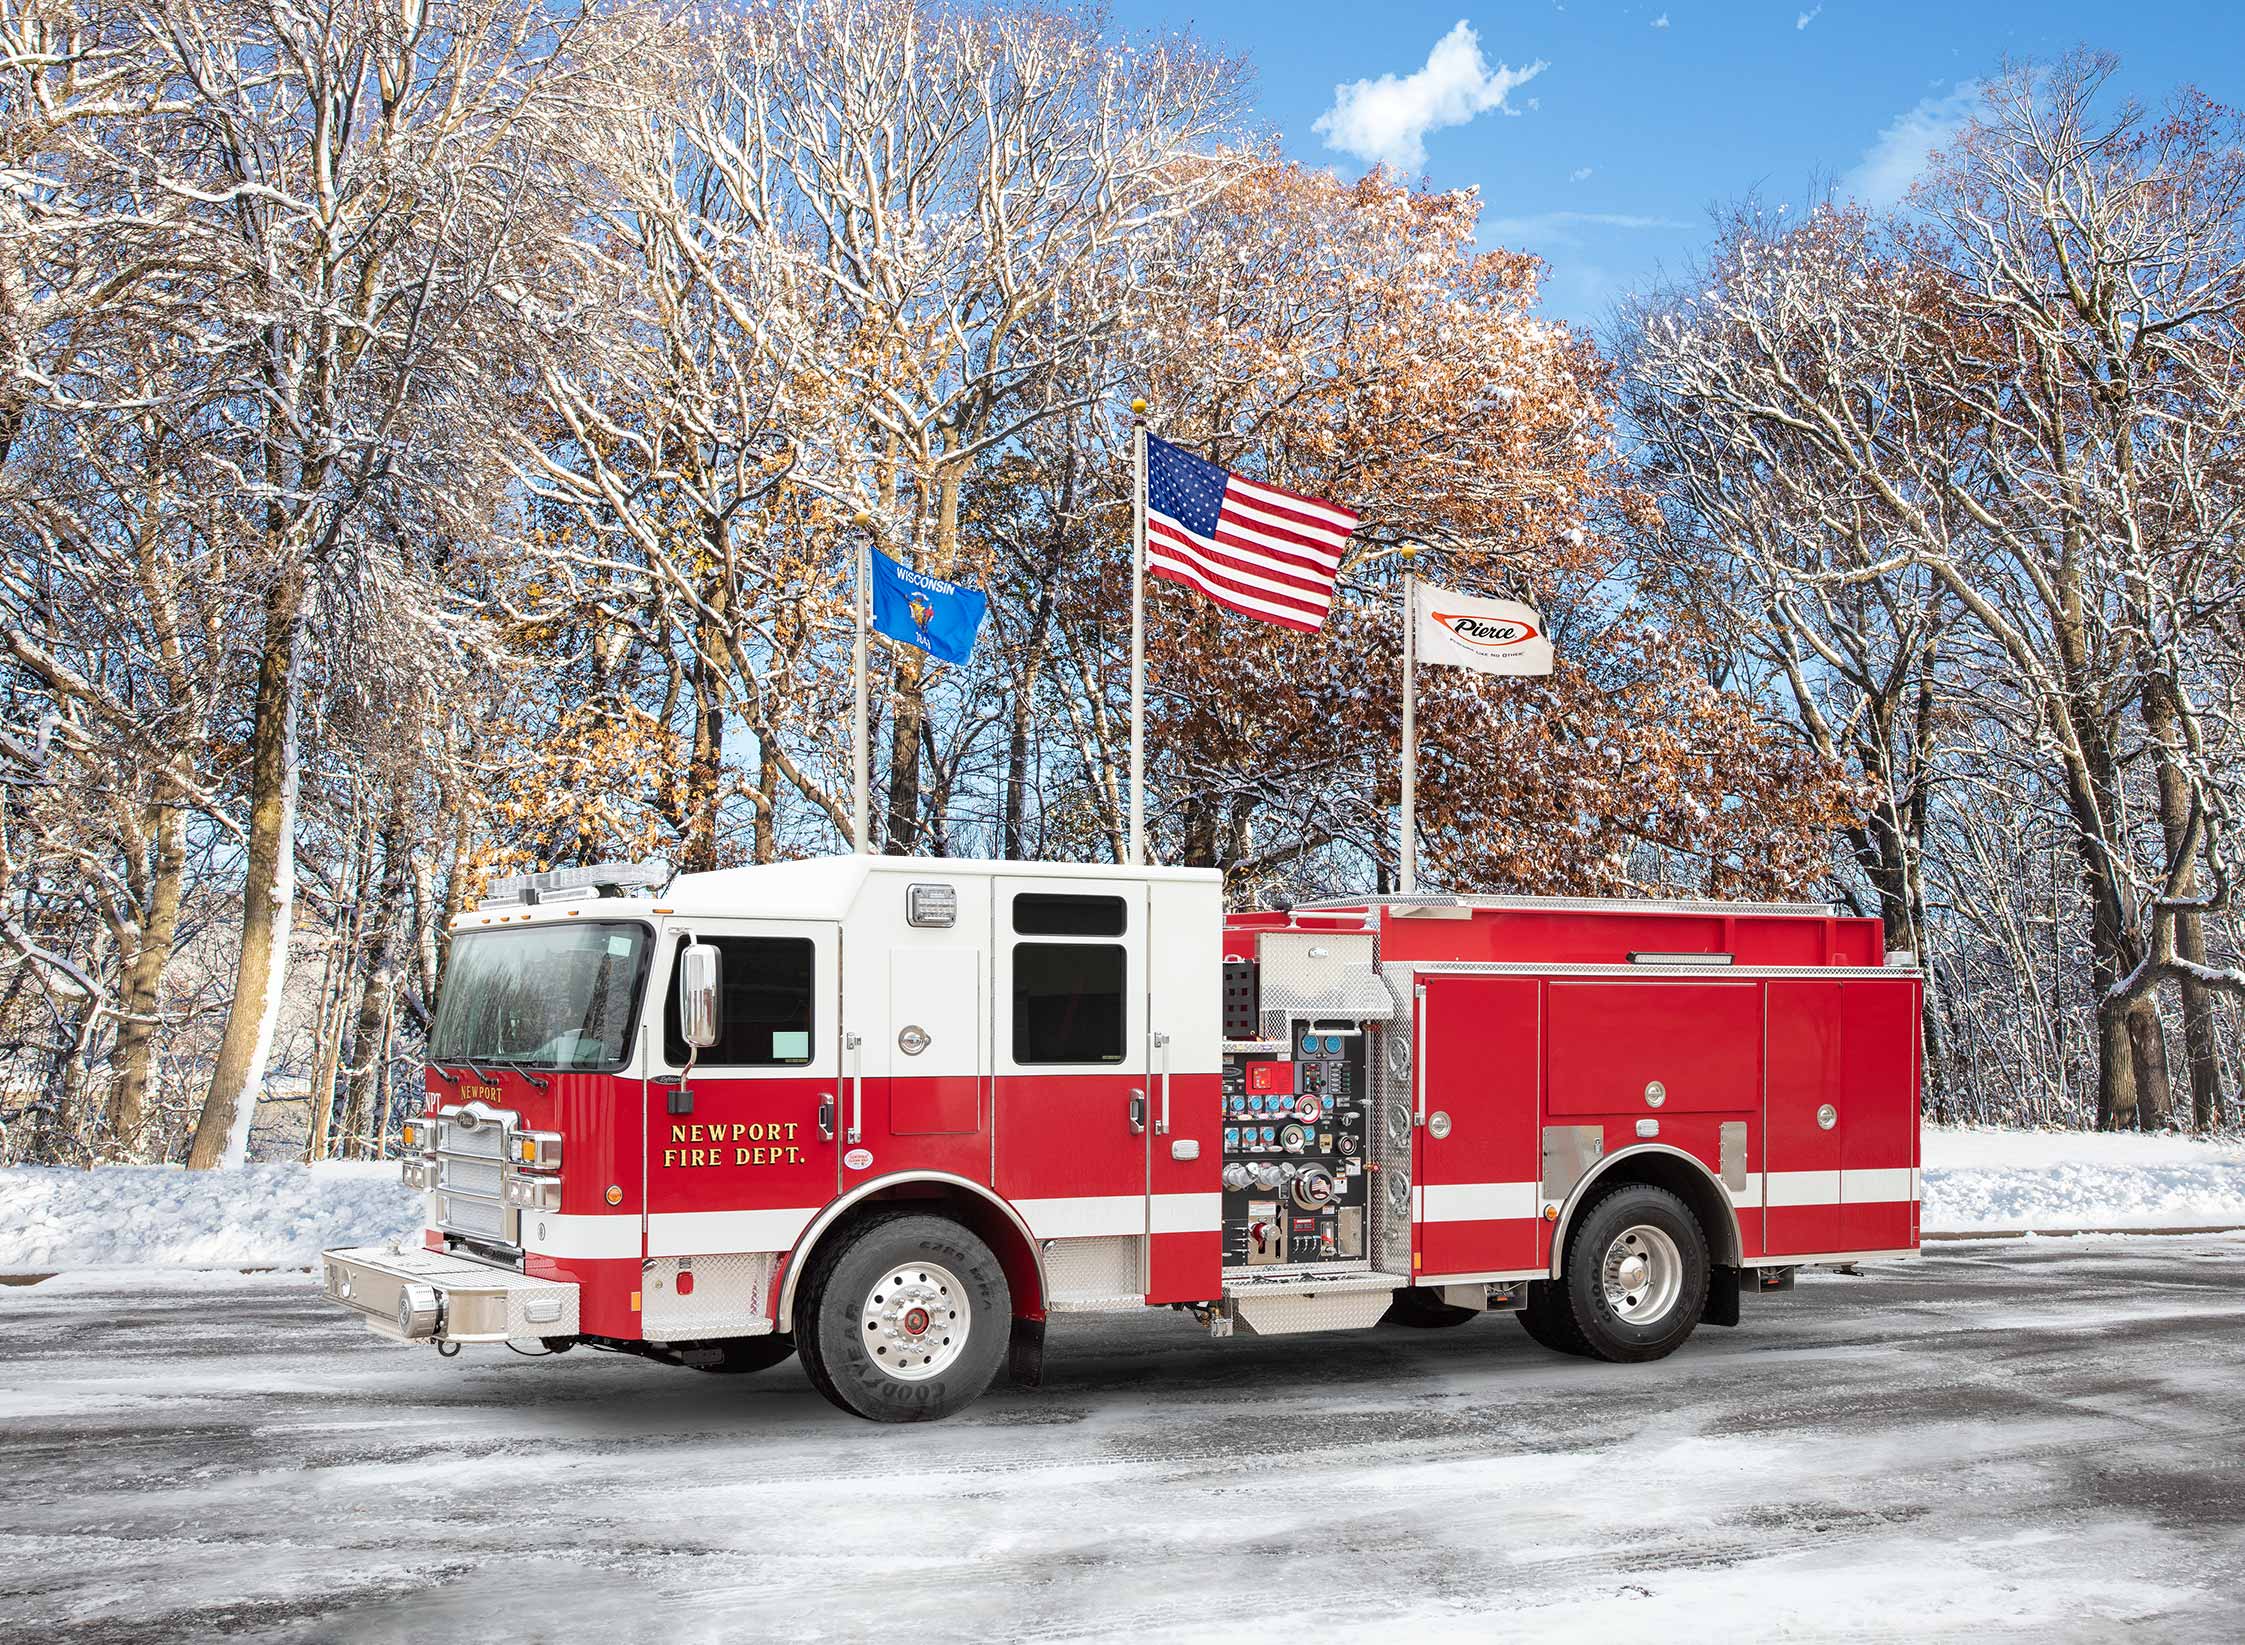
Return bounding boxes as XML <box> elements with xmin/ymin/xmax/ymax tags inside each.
<box><xmin>796</xmin><ymin>1213</ymin><xmax>1010</xmax><ymax>1423</ymax></box>
<box><xmin>1558</xmin><ymin>1183</ymin><xmax>1709</xmax><ymax>1363</ymax></box>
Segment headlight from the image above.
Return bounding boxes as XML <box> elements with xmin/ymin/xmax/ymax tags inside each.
<box><xmin>400</xmin><ymin>1116</ymin><xmax>435</xmax><ymax>1155</ymax></box>
<box><xmin>504</xmin><ymin>1176</ymin><xmax>562</xmax><ymax>1211</ymax></box>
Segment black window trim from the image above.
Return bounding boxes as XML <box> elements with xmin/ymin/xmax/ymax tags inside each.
<box><xmin>1011</xmin><ymin>890</ymin><xmax>1130</xmax><ymax>938</ymax></box>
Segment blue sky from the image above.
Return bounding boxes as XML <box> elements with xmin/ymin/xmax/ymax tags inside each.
<box><xmin>1132</xmin><ymin>1</ymin><xmax>2244</xmax><ymax>333</ymax></box>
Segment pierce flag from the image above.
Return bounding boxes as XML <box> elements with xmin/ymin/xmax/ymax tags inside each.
<box><xmin>1412</xmin><ymin>582</ymin><xmax>1553</xmax><ymax>676</ymax></box>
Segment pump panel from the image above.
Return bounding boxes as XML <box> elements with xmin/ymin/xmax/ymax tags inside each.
<box><xmin>1220</xmin><ymin>1022</ymin><xmax>1371</xmax><ymax>1269</ymax></box>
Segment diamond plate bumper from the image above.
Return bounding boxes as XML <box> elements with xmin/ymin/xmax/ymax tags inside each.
<box><xmin>321</xmin><ymin>1244</ymin><xmax>578</xmax><ymax>1345</ymax></box>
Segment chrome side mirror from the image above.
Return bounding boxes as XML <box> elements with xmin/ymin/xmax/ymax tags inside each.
<box><xmin>679</xmin><ymin>942</ymin><xmax>722</xmax><ymax>1050</ymax></box>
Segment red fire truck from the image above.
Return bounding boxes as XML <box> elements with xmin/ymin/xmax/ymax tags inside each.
<box><xmin>321</xmin><ymin>856</ymin><xmax>1921</xmax><ymax>1422</ymax></box>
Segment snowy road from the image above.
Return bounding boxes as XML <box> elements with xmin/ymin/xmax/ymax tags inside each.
<box><xmin>5</xmin><ymin>1239</ymin><xmax>2244</xmax><ymax>1643</ymax></box>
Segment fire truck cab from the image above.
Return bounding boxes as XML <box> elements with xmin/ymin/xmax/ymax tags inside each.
<box><xmin>321</xmin><ymin>855</ymin><xmax>1921</xmax><ymax>1422</ymax></box>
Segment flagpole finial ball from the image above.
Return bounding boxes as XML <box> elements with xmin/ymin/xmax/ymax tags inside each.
<box><xmin>851</xmin><ymin>511</ymin><xmax>871</xmax><ymax>529</ymax></box>
<box><xmin>1130</xmin><ymin>398</ymin><xmax>1148</xmax><ymax>416</ymax></box>
<box><xmin>1400</xmin><ymin>543</ymin><xmax>1419</xmax><ymax>560</ymax></box>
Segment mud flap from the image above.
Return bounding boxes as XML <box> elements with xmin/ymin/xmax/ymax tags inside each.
<box><xmin>1706</xmin><ymin>1265</ymin><xmax>1742</xmax><ymax>1328</ymax></box>
<box><xmin>1008</xmin><ymin>1316</ymin><xmax>1047</xmax><ymax>1388</ymax></box>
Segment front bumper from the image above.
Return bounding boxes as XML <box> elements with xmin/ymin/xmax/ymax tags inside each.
<box><xmin>322</xmin><ymin>1244</ymin><xmax>579</xmax><ymax>1345</ymax></box>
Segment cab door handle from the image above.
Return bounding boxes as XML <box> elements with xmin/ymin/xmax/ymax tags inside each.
<box><xmin>1128</xmin><ymin>1090</ymin><xmax>1146</xmax><ymax>1136</ymax></box>
<box><xmin>817</xmin><ymin>1094</ymin><xmax>836</xmax><ymax>1142</ymax></box>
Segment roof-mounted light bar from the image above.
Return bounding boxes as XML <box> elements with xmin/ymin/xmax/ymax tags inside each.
<box><xmin>481</xmin><ymin>860</ymin><xmax>668</xmax><ymax>908</ymax></box>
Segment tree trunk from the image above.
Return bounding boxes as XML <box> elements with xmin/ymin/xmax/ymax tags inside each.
<box><xmin>342</xmin><ymin>796</ymin><xmax>410</xmax><ymax>1157</ymax></box>
<box><xmin>107</xmin><ymin>799</ymin><xmax>186</xmax><ymax>1155</ymax></box>
<box><xmin>679</xmin><ymin>591</ymin><xmax>728</xmax><ymax>874</ymax></box>
<box><xmin>188</xmin><ymin>569</ymin><xmax>308</xmax><ymax>1170</ymax></box>
<box><xmin>884</xmin><ymin>644</ymin><xmax>927</xmax><ymax>854</ymax></box>
<box><xmin>2093</xmin><ymin>989</ymin><xmax>2138</xmax><ymax>1131</ymax></box>
<box><xmin>2125</xmin><ymin>997</ymin><xmax>2174</xmax><ymax>1131</ymax></box>
<box><xmin>2142</xmin><ymin>671</ymin><xmax>2226</xmax><ymax>1130</ymax></box>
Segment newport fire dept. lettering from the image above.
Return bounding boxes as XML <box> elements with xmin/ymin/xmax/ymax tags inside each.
<box><xmin>664</xmin><ymin>1121</ymin><xmax>803</xmax><ymax>1169</ymax></box>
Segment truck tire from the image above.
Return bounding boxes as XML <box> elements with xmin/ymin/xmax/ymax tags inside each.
<box><xmin>795</xmin><ymin>1213</ymin><xmax>1010</xmax><ymax>1423</ymax></box>
<box><xmin>694</xmin><ymin>1334</ymin><xmax>796</xmax><ymax>1374</ymax></box>
<box><xmin>1381</xmin><ymin>1287</ymin><xmax>1479</xmax><ymax>1328</ymax></box>
<box><xmin>1557</xmin><ymin>1183</ymin><xmax>1709</xmax><ymax>1363</ymax></box>
<box><xmin>1516</xmin><ymin>1280</ymin><xmax>1591</xmax><ymax>1355</ymax></box>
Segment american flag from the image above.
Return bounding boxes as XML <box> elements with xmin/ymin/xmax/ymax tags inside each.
<box><xmin>1143</xmin><ymin>434</ymin><xmax>1358</xmax><ymax>633</ymax></box>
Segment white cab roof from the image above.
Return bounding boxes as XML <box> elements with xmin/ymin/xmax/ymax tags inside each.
<box><xmin>464</xmin><ymin>855</ymin><xmax>1220</xmax><ymax>928</ymax></box>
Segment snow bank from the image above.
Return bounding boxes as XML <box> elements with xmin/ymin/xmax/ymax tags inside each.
<box><xmin>0</xmin><ymin>1162</ymin><xmax>420</xmax><ymax>1272</ymax></box>
<box><xmin>1921</xmin><ymin>1126</ymin><xmax>2245</xmax><ymax>1233</ymax></box>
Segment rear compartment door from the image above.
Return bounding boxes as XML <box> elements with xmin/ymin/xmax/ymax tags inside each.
<box><xmin>1413</xmin><ymin>976</ymin><xmax>1542</xmax><ymax>1279</ymax></box>
<box><xmin>1764</xmin><ymin>978</ymin><xmax>1844</xmax><ymax>1256</ymax></box>
<box><xmin>1840</xmin><ymin>978</ymin><xmax>1919</xmax><ymax>1252</ymax></box>
<box><xmin>645</xmin><ymin>920</ymin><xmax>841</xmax><ymax>1258</ymax></box>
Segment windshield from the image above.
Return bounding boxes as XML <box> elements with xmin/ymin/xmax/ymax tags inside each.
<box><xmin>429</xmin><ymin>922</ymin><xmax>652</xmax><ymax>1072</ymax></box>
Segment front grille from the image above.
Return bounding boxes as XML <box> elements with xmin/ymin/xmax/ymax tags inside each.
<box><xmin>438</xmin><ymin>1192</ymin><xmax>507</xmax><ymax>1240</ymax></box>
<box><xmin>441</xmin><ymin>1157</ymin><xmax>503</xmax><ymax>1197</ymax></box>
<box><xmin>434</xmin><ymin>1105</ymin><xmax>519</xmax><ymax>1249</ymax></box>
<box><xmin>441</xmin><ymin>1117</ymin><xmax>504</xmax><ymax>1160</ymax></box>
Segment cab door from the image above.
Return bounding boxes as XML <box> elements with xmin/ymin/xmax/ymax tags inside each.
<box><xmin>646</xmin><ymin>920</ymin><xmax>841</xmax><ymax>1257</ymax></box>
<box><xmin>992</xmin><ymin>879</ymin><xmax>1149</xmax><ymax>1268</ymax></box>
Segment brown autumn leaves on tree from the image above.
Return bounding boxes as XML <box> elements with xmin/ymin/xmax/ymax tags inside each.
<box><xmin>1107</xmin><ymin>164</ymin><xmax>1851</xmax><ymax>897</ymax></box>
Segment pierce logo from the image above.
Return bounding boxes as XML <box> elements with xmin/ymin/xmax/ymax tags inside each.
<box><xmin>1433</xmin><ymin>611</ymin><xmax>1540</xmax><ymax>651</ymax></box>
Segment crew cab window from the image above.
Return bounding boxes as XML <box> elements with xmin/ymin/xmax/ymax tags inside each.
<box><xmin>1013</xmin><ymin>942</ymin><xmax>1125</xmax><ymax>1064</ymax></box>
<box><xmin>1012</xmin><ymin>893</ymin><xmax>1127</xmax><ymax>937</ymax></box>
<box><xmin>663</xmin><ymin>935</ymin><xmax>814</xmax><ymax>1066</ymax></box>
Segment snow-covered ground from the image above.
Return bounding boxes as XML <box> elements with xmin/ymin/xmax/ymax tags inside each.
<box><xmin>3</xmin><ymin>1239</ymin><xmax>2242</xmax><ymax>1642</ymax></box>
<box><xmin>0</xmin><ymin>1161</ymin><xmax>419</xmax><ymax>1272</ymax></box>
<box><xmin>1922</xmin><ymin>1126</ymin><xmax>2245</xmax><ymax>1233</ymax></box>
<box><xmin>4</xmin><ymin>1127</ymin><xmax>2243</xmax><ymax>1273</ymax></box>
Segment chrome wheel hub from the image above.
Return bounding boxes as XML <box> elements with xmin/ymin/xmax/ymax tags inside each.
<box><xmin>861</xmin><ymin>1260</ymin><xmax>968</xmax><ymax>1381</ymax></box>
<box><xmin>1600</xmin><ymin>1224</ymin><xmax>1683</xmax><ymax>1325</ymax></box>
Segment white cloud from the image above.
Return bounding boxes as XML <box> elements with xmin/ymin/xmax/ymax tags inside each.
<box><xmin>1313</xmin><ymin>21</ymin><xmax>1548</xmax><ymax>171</ymax></box>
<box><xmin>1651</xmin><ymin>12</ymin><xmax>1670</xmax><ymax>27</ymax></box>
<box><xmin>1569</xmin><ymin>166</ymin><xmax>1594</xmax><ymax>182</ymax></box>
<box><xmin>1796</xmin><ymin>4</ymin><xmax>1822</xmax><ymax>27</ymax></box>
<box><xmin>1482</xmin><ymin>209</ymin><xmax>1693</xmax><ymax>249</ymax></box>
<box><xmin>1844</xmin><ymin>81</ymin><xmax>1981</xmax><ymax>207</ymax></box>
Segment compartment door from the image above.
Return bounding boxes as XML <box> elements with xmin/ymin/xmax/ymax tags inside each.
<box><xmin>1764</xmin><ymin>978</ymin><xmax>1843</xmax><ymax>1257</ymax></box>
<box><xmin>1413</xmin><ymin>975</ymin><xmax>1542</xmax><ymax>1280</ymax></box>
<box><xmin>1840</xmin><ymin>979</ymin><xmax>1919</xmax><ymax>1253</ymax></box>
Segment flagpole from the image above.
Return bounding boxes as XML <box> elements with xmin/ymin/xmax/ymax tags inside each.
<box><xmin>850</xmin><ymin>510</ymin><xmax>871</xmax><ymax>854</ymax></box>
<box><xmin>1399</xmin><ymin>542</ymin><xmax>1418</xmax><ymax>895</ymax></box>
<box><xmin>1128</xmin><ymin>399</ymin><xmax>1148</xmax><ymax>867</ymax></box>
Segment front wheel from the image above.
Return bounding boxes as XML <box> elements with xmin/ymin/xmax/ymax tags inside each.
<box><xmin>796</xmin><ymin>1213</ymin><xmax>1010</xmax><ymax>1423</ymax></box>
<box><xmin>1559</xmin><ymin>1183</ymin><xmax>1709</xmax><ymax>1363</ymax></box>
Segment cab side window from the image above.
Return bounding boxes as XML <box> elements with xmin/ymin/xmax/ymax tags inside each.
<box><xmin>663</xmin><ymin>935</ymin><xmax>814</xmax><ymax>1066</ymax></box>
<box><xmin>1011</xmin><ymin>895</ymin><xmax>1126</xmax><ymax>1065</ymax></box>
